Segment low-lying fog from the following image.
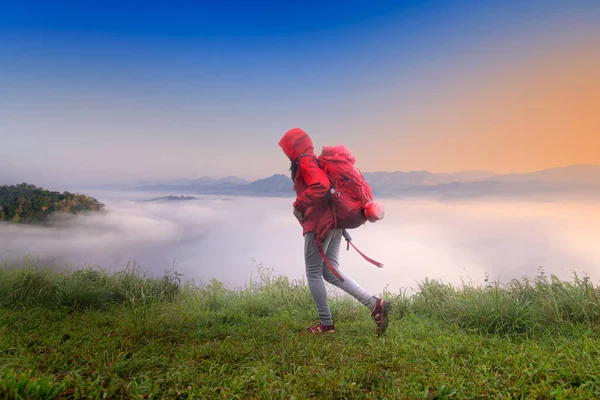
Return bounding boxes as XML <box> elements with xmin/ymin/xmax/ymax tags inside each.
<box><xmin>2</xmin><ymin>191</ymin><xmax>600</xmax><ymax>295</ymax></box>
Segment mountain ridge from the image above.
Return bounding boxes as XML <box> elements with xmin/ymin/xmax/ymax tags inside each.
<box><xmin>81</xmin><ymin>164</ymin><xmax>600</xmax><ymax>199</ymax></box>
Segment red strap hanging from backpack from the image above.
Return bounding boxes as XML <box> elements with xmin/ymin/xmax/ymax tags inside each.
<box><xmin>316</xmin><ymin>230</ymin><xmax>384</xmax><ymax>284</ymax></box>
<box><xmin>346</xmin><ymin>240</ymin><xmax>384</xmax><ymax>268</ymax></box>
<box><xmin>342</xmin><ymin>229</ymin><xmax>384</xmax><ymax>268</ymax></box>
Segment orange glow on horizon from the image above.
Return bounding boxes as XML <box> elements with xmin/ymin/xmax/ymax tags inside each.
<box><xmin>374</xmin><ymin>39</ymin><xmax>600</xmax><ymax>174</ymax></box>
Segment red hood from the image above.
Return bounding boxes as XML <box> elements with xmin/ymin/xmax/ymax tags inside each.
<box><xmin>278</xmin><ymin>128</ymin><xmax>314</xmax><ymax>161</ymax></box>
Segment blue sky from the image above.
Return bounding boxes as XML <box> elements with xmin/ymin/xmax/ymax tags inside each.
<box><xmin>1</xmin><ymin>0</ymin><xmax>599</xmax><ymax>185</ymax></box>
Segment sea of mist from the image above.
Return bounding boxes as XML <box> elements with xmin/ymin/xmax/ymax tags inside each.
<box><xmin>1</xmin><ymin>190</ymin><xmax>600</xmax><ymax>295</ymax></box>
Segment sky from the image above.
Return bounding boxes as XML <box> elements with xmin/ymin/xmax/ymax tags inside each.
<box><xmin>1</xmin><ymin>0</ymin><xmax>599</xmax><ymax>185</ymax></box>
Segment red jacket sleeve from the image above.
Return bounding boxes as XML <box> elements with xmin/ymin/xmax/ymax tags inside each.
<box><xmin>293</xmin><ymin>157</ymin><xmax>331</xmax><ymax>213</ymax></box>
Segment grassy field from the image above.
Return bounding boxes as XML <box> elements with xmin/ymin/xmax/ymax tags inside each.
<box><xmin>1</xmin><ymin>260</ymin><xmax>600</xmax><ymax>399</ymax></box>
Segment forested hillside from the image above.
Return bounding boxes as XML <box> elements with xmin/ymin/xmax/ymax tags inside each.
<box><xmin>0</xmin><ymin>183</ymin><xmax>104</xmax><ymax>223</ymax></box>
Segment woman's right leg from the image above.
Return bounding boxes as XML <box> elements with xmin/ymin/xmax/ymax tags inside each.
<box><xmin>321</xmin><ymin>229</ymin><xmax>377</xmax><ymax>311</ymax></box>
<box><xmin>322</xmin><ymin>229</ymin><xmax>391</xmax><ymax>335</ymax></box>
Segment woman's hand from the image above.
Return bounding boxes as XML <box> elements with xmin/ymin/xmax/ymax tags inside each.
<box><xmin>293</xmin><ymin>207</ymin><xmax>304</xmax><ymax>223</ymax></box>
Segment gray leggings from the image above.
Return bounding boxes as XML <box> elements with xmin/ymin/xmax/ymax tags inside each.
<box><xmin>304</xmin><ymin>229</ymin><xmax>377</xmax><ymax>326</ymax></box>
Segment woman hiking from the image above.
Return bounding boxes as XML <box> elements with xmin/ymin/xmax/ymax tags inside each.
<box><xmin>278</xmin><ymin>128</ymin><xmax>391</xmax><ymax>335</ymax></box>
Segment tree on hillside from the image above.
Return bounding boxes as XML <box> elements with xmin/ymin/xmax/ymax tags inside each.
<box><xmin>0</xmin><ymin>183</ymin><xmax>105</xmax><ymax>224</ymax></box>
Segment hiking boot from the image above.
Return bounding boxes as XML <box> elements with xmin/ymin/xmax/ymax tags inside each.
<box><xmin>306</xmin><ymin>321</ymin><xmax>335</xmax><ymax>333</ymax></box>
<box><xmin>371</xmin><ymin>297</ymin><xmax>391</xmax><ymax>336</ymax></box>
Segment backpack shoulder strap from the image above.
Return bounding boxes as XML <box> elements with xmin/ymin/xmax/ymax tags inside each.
<box><xmin>297</xmin><ymin>153</ymin><xmax>317</xmax><ymax>165</ymax></box>
<box><xmin>294</xmin><ymin>153</ymin><xmax>319</xmax><ymax>177</ymax></box>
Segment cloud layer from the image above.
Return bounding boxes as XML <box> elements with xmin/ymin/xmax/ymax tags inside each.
<box><xmin>2</xmin><ymin>193</ymin><xmax>600</xmax><ymax>295</ymax></box>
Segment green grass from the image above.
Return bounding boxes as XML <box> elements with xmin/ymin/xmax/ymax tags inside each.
<box><xmin>1</xmin><ymin>260</ymin><xmax>600</xmax><ymax>399</ymax></box>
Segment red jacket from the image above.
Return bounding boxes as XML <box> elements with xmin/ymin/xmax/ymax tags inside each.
<box><xmin>278</xmin><ymin>128</ymin><xmax>335</xmax><ymax>238</ymax></box>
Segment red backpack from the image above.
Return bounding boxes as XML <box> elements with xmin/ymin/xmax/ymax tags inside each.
<box><xmin>318</xmin><ymin>145</ymin><xmax>384</xmax><ymax>229</ymax></box>
<box><xmin>299</xmin><ymin>145</ymin><xmax>385</xmax><ymax>279</ymax></box>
